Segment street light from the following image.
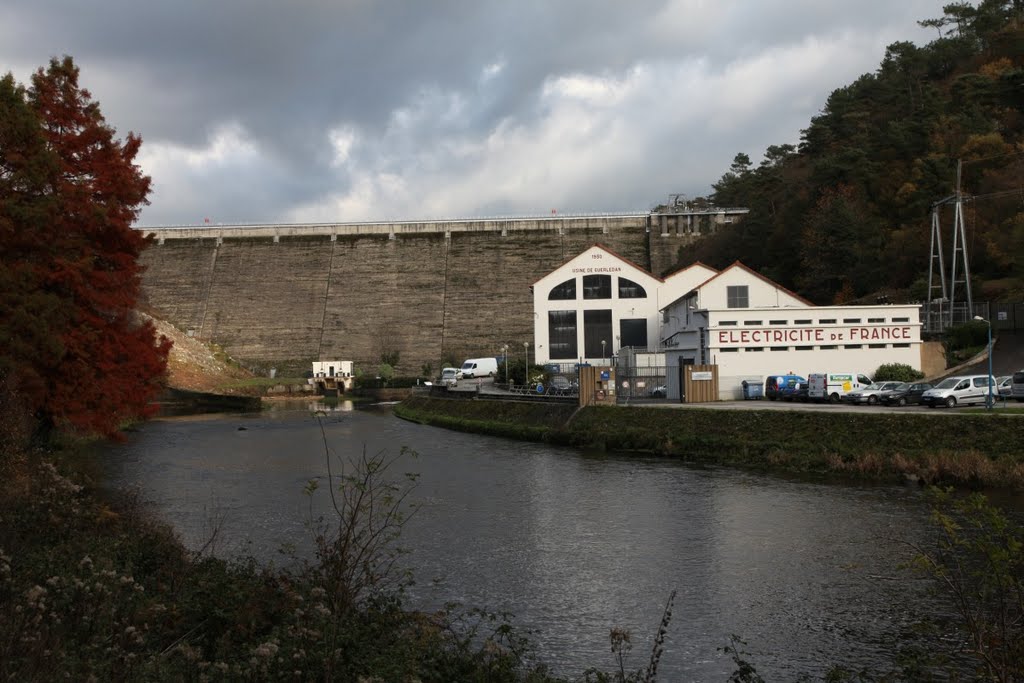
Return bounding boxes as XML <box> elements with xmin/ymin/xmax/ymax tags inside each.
<box><xmin>501</xmin><ymin>344</ymin><xmax>509</xmax><ymax>385</ymax></box>
<box><xmin>973</xmin><ymin>315</ymin><xmax>994</xmax><ymax>409</ymax></box>
<box><xmin>523</xmin><ymin>341</ymin><xmax>529</xmax><ymax>384</ymax></box>
<box><xmin>601</xmin><ymin>339</ymin><xmax>606</xmax><ymax>366</ymax></box>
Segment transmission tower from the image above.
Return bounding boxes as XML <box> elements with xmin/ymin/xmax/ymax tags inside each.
<box><xmin>926</xmin><ymin>160</ymin><xmax>973</xmax><ymax>330</ymax></box>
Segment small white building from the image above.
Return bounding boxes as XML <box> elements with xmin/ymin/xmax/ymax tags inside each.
<box><xmin>310</xmin><ymin>360</ymin><xmax>354</xmax><ymax>394</ymax></box>
<box><xmin>531</xmin><ymin>244</ymin><xmax>716</xmax><ymax>365</ymax></box>
<box><xmin>531</xmin><ymin>247</ymin><xmax>924</xmax><ymax>401</ymax></box>
<box><xmin>660</xmin><ymin>261</ymin><xmax>923</xmax><ymax>400</ymax></box>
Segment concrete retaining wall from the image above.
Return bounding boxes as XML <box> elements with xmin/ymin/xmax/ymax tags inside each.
<box><xmin>139</xmin><ymin>215</ymin><xmax>712</xmax><ymax>374</ymax></box>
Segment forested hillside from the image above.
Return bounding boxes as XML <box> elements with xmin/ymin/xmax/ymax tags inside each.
<box><xmin>683</xmin><ymin>0</ymin><xmax>1023</xmax><ymax>305</ymax></box>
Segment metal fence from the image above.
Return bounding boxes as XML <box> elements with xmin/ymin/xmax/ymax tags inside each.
<box><xmin>924</xmin><ymin>301</ymin><xmax>1024</xmax><ymax>333</ymax></box>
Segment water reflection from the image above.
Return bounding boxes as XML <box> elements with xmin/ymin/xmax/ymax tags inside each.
<box><xmin>105</xmin><ymin>405</ymin><xmax>944</xmax><ymax>680</ymax></box>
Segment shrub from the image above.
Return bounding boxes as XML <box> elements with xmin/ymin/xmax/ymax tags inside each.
<box><xmin>873</xmin><ymin>363</ymin><xmax>924</xmax><ymax>382</ymax></box>
<box><xmin>943</xmin><ymin>320</ymin><xmax>990</xmax><ymax>357</ymax></box>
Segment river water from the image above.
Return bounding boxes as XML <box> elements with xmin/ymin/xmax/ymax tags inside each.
<box><xmin>103</xmin><ymin>401</ymin><xmax>949</xmax><ymax>680</ymax></box>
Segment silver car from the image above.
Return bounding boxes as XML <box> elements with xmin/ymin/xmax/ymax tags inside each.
<box><xmin>843</xmin><ymin>381</ymin><xmax>904</xmax><ymax>405</ymax></box>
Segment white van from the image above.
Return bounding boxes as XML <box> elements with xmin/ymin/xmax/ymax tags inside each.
<box><xmin>460</xmin><ymin>357</ymin><xmax>498</xmax><ymax>379</ymax></box>
<box><xmin>807</xmin><ymin>372</ymin><xmax>872</xmax><ymax>403</ymax></box>
<box><xmin>920</xmin><ymin>375</ymin><xmax>995</xmax><ymax>408</ymax></box>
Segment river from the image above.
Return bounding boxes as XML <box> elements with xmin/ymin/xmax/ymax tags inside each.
<box><xmin>103</xmin><ymin>400</ymin><xmax>948</xmax><ymax>680</ymax></box>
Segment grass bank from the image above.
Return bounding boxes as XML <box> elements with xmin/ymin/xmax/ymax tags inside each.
<box><xmin>395</xmin><ymin>397</ymin><xmax>1024</xmax><ymax>489</ymax></box>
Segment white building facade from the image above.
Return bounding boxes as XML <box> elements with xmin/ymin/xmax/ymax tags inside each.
<box><xmin>531</xmin><ymin>247</ymin><xmax>924</xmax><ymax>401</ymax></box>
<box><xmin>531</xmin><ymin>245</ymin><xmax>715</xmax><ymax>365</ymax></box>
<box><xmin>660</xmin><ymin>262</ymin><xmax>923</xmax><ymax>400</ymax></box>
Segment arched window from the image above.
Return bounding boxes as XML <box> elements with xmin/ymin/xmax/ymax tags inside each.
<box><xmin>582</xmin><ymin>274</ymin><xmax>612</xmax><ymax>299</ymax></box>
<box><xmin>618</xmin><ymin>277</ymin><xmax>647</xmax><ymax>299</ymax></box>
<box><xmin>548</xmin><ymin>278</ymin><xmax>576</xmax><ymax>300</ymax></box>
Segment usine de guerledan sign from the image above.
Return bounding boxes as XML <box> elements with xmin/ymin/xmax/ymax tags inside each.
<box><xmin>716</xmin><ymin>326</ymin><xmax>913</xmax><ymax>346</ymax></box>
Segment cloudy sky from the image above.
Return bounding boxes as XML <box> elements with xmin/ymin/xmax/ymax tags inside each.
<box><xmin>1</xmin><ymin>1</ymin><xmax>947</xmax><ymax>227</ymax></box>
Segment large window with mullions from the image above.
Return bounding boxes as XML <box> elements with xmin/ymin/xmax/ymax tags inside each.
<box><xmin>617</xmin><ymin>277</ymin><xmax>647</xmax><ymax>299</ymax></box>
<box><xmin>548</xmin><ymin>278</ymin><xmax>576</xmax><ymax>300</ymax></box>
<box><xmin>547</xmin><ymin>310</ymin><xmax>578</xmax><ymax>359</ymax></box>
<box><xmin>582</xmin><ymin>274</ymin><xmax>612</xmax><ymax>299</ymax></box>
<box><xmin>583</xmin><ymin>309</ymin><xmax>613</xmax><ymax>358</ymax></box>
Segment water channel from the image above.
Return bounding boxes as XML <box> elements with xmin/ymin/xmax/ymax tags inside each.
<box><xmin>103</xmin><ymin>400</ymin><xmax>951</xmax><ymax>680</ymax></box>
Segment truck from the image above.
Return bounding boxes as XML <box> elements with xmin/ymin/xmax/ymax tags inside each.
<box><xmin>460</xmin><ymin>357</ymin><xmax>499</xmax><ymax>379</ymax></box>
<box><xmin>807</xmin><ymin>372</ymin><xmax>872</xmax><ymax>403</ymax></box>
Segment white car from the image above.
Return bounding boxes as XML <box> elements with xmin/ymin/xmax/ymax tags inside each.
<box><xmin>439</xmin><ymin>367</ymin><xmax>461</xmax><ymax>387</ymax></box>
<box><xmin>843</xmin><ymin>381</ymin><xmax>904</xmax><ymax>405</ymax></box>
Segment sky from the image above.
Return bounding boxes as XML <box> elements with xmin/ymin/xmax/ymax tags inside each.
<box><xmin>1</xmin><ymin>1</ymin><xmax>948</xmax><ymax>227</ymax></box>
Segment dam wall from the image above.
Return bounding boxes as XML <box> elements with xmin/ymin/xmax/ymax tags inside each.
<box><xmin>139</xmin><ymin>213</ymin><xmax>731</xmax><ymax>375</ymax></box>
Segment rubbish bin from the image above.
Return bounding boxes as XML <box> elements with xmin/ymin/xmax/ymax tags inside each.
<box><xmin>742</xmin><ymin>380</ymin><xmax>763</xmax><ymax>400</ymax></box>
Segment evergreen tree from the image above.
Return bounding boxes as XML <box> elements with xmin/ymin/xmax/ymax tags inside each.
<box><xmin>0</xmin><ymin>57</ymin><xmax>169</xmax><ymax>439</ymax></box>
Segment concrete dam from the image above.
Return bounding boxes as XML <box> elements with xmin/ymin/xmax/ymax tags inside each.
<box><xmin>138</xmin><ymin>210</ymin><xmax>745</xmax><ymax>375</ymax></box>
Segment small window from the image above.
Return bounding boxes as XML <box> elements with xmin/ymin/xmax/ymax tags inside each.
<box><xmin>727</xmin><ymin>285</ymin><xmax>749</xmax><ymax>309</ymax></box>
<box><xmin>720</xmin><ymin>348</ymin><xmax>739</xmax><ymax>353</ymax></box>
<box><xmin>795</xmin><ymin>345</ymin><xmax>813</xmax><ymax>351</ymax></box>
<box><xmin>617</xmin><ymin>277</ymin><xmax>647</xmax><ymax>299</ymax></box>
<box><xmin>769</xmin><ymin>320</ymin><xmax>787</xmax><ymax>325</ymax></box>
<box><xmin>820</xmin><ymin>345</ymin><xmax>837</xmax><ymax>350</ymax></box>
<box><xmin>843</xmin><ymin>318</ymin><xmax>861</xmax><ymax>324</ymax></box>
<box><xmin>743</xmin><ymin>320</ymin><xmax>763</xmax><ymax>326</ymax></box>
<box><xmin>548</xmin><ymin>278</ymin><xmax>576</xmax><ymax>300</ymax></box>
<box><xmin>868</xmin><ymin>343</ymin><xmax>885</xmax><ymax>349</ymax></box>
<box><xmin>956</xmin><ymin>380</ymin><xmax>969</xmax><ymax>390</ymax></box>
<box><xmin>582</xmin><ymin>274</ymin><xmax>612</xmax><ymax>300</ymax></box>
<box><xmin>819</xmin><ymin>318</ymin><xmax>836</xmax><ymax>324</ymax></box>
<box><xmin>747</xmin><ymin>347</ymin><xmax>764</xmax><ymax>352</ymax></box>
<box><xmin>892</xmin><ymin>317</ymin><xmax>910</xmax><ymax>323</ymax></box>
<box><xmin>794</xmin><ymin>319</ymin><xmax>812</xmax><ymax>325</ymax></box>
<box><xmin>719</xmin><ymin>320</ymin><xmax>737</xmax><ymax>326</ymax></box>
<box><xmin>867</xmin><ymin>317</ymin><xmax>884</xmax><ymax>323</ymax></box>
<box><xmin>844</xmin><ymin>344</ymin><xmax>862</xmax><ymax>349</ymax></box>
<box><xmin>893</xmin><ymin>343</ymin><xmax>910</xmax><ymax>348</ymax></box>
<box><xmin>770</xmin><ymin>346</ymin><xmax>789</xmax><ymax>351</ymax></box>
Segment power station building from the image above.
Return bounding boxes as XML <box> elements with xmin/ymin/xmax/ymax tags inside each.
<box><xmin>532</xmin><ymin>245</ymin><xmax>923</xmax><ymax>400</ymax></box>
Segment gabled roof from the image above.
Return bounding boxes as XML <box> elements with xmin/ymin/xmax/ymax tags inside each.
<box><xmin>686</xmin><ymin>260</ymin><xmax>815</xmax><ymax>306</ymax></box>
<box><xmin>661</xmin><ymin>260</ymin><xmax>718</xmax><ymax>281</ymax></box>
<box><xmin>530</xmin><ymin>243</ymin><xmax>660</xmax><ymax>287</ymax></box>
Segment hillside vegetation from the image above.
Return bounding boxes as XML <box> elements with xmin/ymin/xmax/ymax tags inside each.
<box><xmin>682</xmin><ymin>1</ymin><xmax>1024</xmax><ymax>305</ymax></box>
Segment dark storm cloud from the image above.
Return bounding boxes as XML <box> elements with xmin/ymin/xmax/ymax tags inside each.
<box><xmin>0</xmin><ymin>1</ymin><xmax>947</xmax><ymax>224</ymax></box>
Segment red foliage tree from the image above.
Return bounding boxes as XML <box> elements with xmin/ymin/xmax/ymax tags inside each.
<box><xmin>0</xmin><ymin>57</ymin><xmax>169</xmax><ymax>439</ymax></box>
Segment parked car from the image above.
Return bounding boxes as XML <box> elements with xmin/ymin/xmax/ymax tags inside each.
<box><xmin>920</xmin><ymin>375</ymin><xmax>995</xmax><ymax>408</ymax></box>
<box><xmin>649</xmin><ymin>385</ymin><xmax>667</xmax><ymax>398</ymax></box>
<box><xmin>548</xmin><ymin>375</ymin><xmax>577</xmax><ymax>395</ymax></box>
<box><xmin>996</xmin><ymin>375</ymin><xmax>1012</xmax><ymax>398</ymax></box>
<box><xmin>843</xmin><ymin>381</ymin><xmax>904</xmax><ymax>405</ymax></box>
<box><xmin>879</xmin><ymin>382</ymin><xmax>932</xmax><ymax>406</ymax></box>
<box><xmin>439</xmin><ymin>367</ymin><xmax>461</xmax><ymax>387</ymax></box>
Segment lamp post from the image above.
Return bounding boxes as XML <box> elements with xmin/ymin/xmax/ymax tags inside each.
<box><xmin>501</xmin><ymin>344</ymin><xmax>509</xmax><ymax>385</ymax></box>
<box><xmin>601</xmin><ymin>340</ymin><xmax>606</xmax><ymax>366</ymax></box>
<box><xmin>973</xmin><ymin>315</ymin><xmax>994</xmax><ymax>409</ymax></box>
<box><xmin>523</xmin><ymin>341</ymin><xmax>529</xmax><ymax>384</ymax></box>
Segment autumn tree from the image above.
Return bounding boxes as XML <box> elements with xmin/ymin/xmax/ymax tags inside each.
<box><xmin>0</xmin><ymin>57</ymin><xmax>169</xmax><ymax>439</ymax></box>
